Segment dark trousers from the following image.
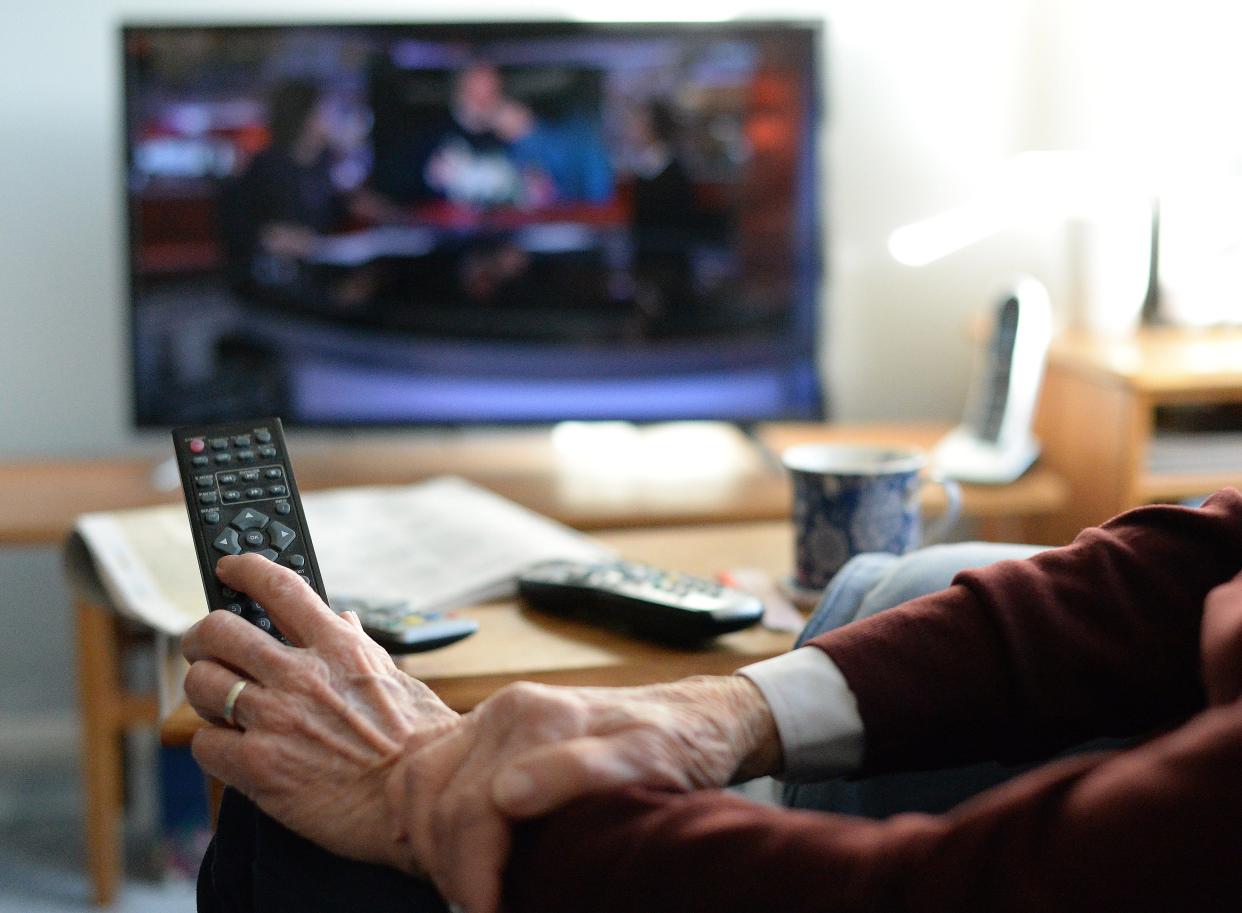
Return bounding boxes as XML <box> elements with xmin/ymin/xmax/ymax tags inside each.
<box><xmin>198</xmin><ymin>788</ymin><xmax>449</xmax><ymax>913</ymax></box>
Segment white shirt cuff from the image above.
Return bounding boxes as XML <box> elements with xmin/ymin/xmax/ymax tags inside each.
<box><xmin>738</xmin><ymin>646</ymin><xmax>864</xmax><ymax>782</ymax></box>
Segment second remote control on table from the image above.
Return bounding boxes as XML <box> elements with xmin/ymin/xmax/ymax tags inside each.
<box><xmin>518</xmin><ymin>559</ymin><xmax>765</xmax><ymax>644</ymax></box>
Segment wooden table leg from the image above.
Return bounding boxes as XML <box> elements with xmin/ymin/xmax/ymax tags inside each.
<box><xmin>75</xmin><ymin>600</ymin><xmax>159</xmax><ymax>906</ymax></box>
<box><xmin>76</xmin><ymin>599</ymin><xmax>124</xmax><ymax>906</ymax></box>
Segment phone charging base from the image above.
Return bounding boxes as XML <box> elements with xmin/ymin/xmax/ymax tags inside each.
<box><xmin>931</xmin><ymin>427</ymin><xmax>1040</xmax><ymax>485</ymax></box>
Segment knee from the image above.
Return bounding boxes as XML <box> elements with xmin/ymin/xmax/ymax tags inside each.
<box><xmin>856</xmin><ymin>542</ymin><xmax>1044</xmax><ymax>621</ymax></box>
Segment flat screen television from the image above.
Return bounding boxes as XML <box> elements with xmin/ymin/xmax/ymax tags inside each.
<box><xmin>123</xmin><ymin>20</ymin><xmax>825</xmax><ymax>426</ymax></box>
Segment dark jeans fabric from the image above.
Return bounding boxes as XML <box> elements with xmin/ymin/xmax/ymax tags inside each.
<box><xmin>198</xmin><ymin>787</ymin><xmax>449</xmax><ymax>913</ymax></box>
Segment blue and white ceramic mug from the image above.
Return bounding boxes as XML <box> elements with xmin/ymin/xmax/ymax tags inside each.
<box><xmin>782</xmin><ymin>444</ymin><xmax>962</xmax><ymax>594</ymax></box>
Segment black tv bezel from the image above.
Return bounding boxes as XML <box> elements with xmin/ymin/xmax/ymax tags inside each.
<box><xmin>120</xmin><ymin>18</ymin><xmax>828</xmax><ymax>430</ymax></box>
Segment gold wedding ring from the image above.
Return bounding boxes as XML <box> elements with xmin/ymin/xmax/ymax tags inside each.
<box><xmin>223</xmin><ymin>679</ymin><xmax>248</xmax><ymax>729</ymax></box>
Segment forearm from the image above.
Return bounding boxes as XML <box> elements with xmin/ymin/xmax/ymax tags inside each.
<box><xmin>506</xmin><ymin>701</ymin><xmax>1242</xmax><ymax>913</ymax></box>
<box><xmin>562</xmin><ymin>675</ymin><xmax>784</xmax><ymax>785</ymax></box>
<box><xmin>816</xmin><ymin>489</ymin><xmax>1242</xmax><ymax>771</ymax></box>
<box><xmin>662</xmin><ymin>675</ymin><xmax>783</xmax><ymax>783</ymax></box>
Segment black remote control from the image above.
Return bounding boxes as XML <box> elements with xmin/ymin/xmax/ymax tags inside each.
<box><xmin>172</xmin><ymin>418</ymin><xmax>325</xmax><ymax>643</ymax></box>
<box><xmin>517</xmin><ymin>559</ymin><xmax>764</xmax><ymax>644</ymax></box>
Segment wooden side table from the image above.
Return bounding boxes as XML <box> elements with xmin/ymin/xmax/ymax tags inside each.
<box><xmin>1035</xmin><ymin>326</ymin><xmax>1242</xmax><ymax>543</ymax></box>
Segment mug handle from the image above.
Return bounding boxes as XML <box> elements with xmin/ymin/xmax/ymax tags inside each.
<box><xmin>920</xmin><ymin>471</ymin><xmax>962</xmax><ymax>545</ymax></box>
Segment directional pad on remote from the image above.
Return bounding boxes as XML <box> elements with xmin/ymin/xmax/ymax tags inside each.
<box><xmin>266</xmin><ymin>522</ymin><xmax>296</xmax><ymax>551</ymax></box>
<box><xmin>232</xmin><ymin>508</ymin><xmax>269</xmax><ymax>531</ymax></box>
<box><xmin>213</xmin><ymin>528</ymin><xmax>242</xmax><ymax>556</ymax></box>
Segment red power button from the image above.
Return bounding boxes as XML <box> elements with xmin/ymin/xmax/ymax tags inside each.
<box><xmin>189</xmin><ymin>438</ymin><xmax>206</xmax><ymax>454</ymax></box>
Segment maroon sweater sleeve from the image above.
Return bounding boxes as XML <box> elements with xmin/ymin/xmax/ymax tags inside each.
<box><xmin>507</xmin><ymin>699</ymin><xmax>1242</xmax><ymax>913</ymax></box>
<box><xmin>504</xmin><ymin>491</ymin><xmax>1242</xmax><ymax>912</ymax></box>
<box><xmin>814</xmin><ymin>488</ymin><xmax>1242</xmax><ymax>771</ymax></box>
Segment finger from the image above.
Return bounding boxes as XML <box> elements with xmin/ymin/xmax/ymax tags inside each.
<box><xmin>191</xmin><ymin>725</ymin><xmax>254</xmax><ymax>795</ymax></box>
<box><xmin>340</xmin><ymin>609</ymin><xmax>364</xmax><ymax>632</ymax></box>
<box><xmin>492</xmin><ymin>736</ymin><xmax>657</xmax><ymax>818</ymax></box>
<box><xmin>216</xmin><ymin>554</ymin><xmax>343</xmax><ymax>648</ymax></box>
<box><xmin>183</xmin><ymin>659</ymin><xmax>266</xmax><ymax>730</ymax></box>
<box><xmin>182</xmin><ymin>608</ymin><xmax>293</xmax><ymax>684</ymax></box>
<box><xmin>430</xmin><ymin>787</ymin><xmax>510</xmax><ymax>913</ymax></box>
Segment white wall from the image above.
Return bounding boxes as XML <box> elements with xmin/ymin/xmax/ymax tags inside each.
<box><xmin>0</xmin><ymin>0</ymin><xmax>1078</xmax><ymax>457</ymax></box>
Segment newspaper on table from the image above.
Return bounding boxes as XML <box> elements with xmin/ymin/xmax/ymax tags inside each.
<box><xmin>66</xmin><ymin>475</ymin><xmax>614</xmax><ymax>639</ymax></box>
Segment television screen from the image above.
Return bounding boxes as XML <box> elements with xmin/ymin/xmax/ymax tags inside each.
<box><xmin>123</xmin><ymin>21</ymin><xmax>825</xmax><ymax>426</ymax></box>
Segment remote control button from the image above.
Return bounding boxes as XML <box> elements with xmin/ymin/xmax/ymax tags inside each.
<box><xmin>232</xmin><ymin>435</ymin><xmax>252</xmax><ymax>448</ymax></box>
<box><xmin>275</xmin><ymin>500</ymin><xmax>292</xmax><ymax>515</ymax></box>
<box><xmin>218</xmin><ymin>472</ymin><xmax>239</xmax><ymax>485</ymax></box>
<box><xmin>199</xmin><ymin>508</ymin><xmax>221</xmax><ymax>524</ymax></box>
<box><xmin>237</xmin><ymin>450</ymin><xmax>256</xmax><ymax>462</ymax></box>
<box><xmin>189</xmin><ymin>438</ymin><xmax>206</xmax><ymax>454</ymax></box>
<box><xmin>232</xmin><ymin>508</ymin><xmax>269</xmax><ymax>530</ymax></box>
<box><xmin>245</xmin><ymin>487</ymin><xmax>265</xmax><ymax>499</ymax></box>
<box><xmin>254</xmin><ymin>428</ymin><xmax>272</xmax><ymax>444</ymax></box>
<box><xmin>258</xmin><ymin>446</ymin><xmax>277</xmax><ymax>458</ymax></box>
<box><xmin>264</xmin><ymin>467</ymin><xmax>284</xmax><ymax>479</ymax></box>
<box><xmin>268</xmin><ymin>484</ymin><xmax>288</xmax><ymax>496</ymax></box>
<box><xmin>242</xmin><ymin>530</ymin><xmax>266</xmax><ymax>548</ymax></box>
<box><xmin>222</xmin><ymin>490</ymin><xmax>241</xmax><ymax>503</ymax></box>
<box><xmin>287</xmin><ymin>553</ymin><xmax>305</xmax><ymax>568</ymax></box>
<box><xmin>267</xmin><ymin>522</ymin><xmax>296</xmax><ymax>550</ymax></box>
<box><xmin>213</xmin><ymin>528</ymin><xmax>242</xmax><ymax>555</ymax></box>
<box><xmin>214</xmin><ymin>453</ymin><xmax>232</xmax><ymax>465</ymax></box>
<box><xmin>198</xmin><ymin>491</ymin><xmax>218</xmax><ymax>505</ymax></box>
<box><xmin>191</xmin><ymin>455</ymin><xmax>209</xmax><ymax>467</ymax></box>
<box><xmin>225</xmin><ymin>603</ymin><xmax>244</xmax><ymax>615</ymax></box>
<box><xmin>194</xmin><ymin>474</ymin><xmax>214</xmax><ymax>489</ymax></box>
<box><xmin>256</xmin><ymin>549</ymin><xmax>279</xmax><ymax>561</ymax></box>
<box><xmin>240</xmin><ymin>469</ymin><xmax>260</xmax><ymax>482</ymax></box>
<box><xmin>253</xmin><ymin>615</ymin><xmax>273</xmax><ymax>632</ymax></box>
<box><xmin>222</xmin><ymin>587</ymin><xmax>237</xmax><ymax>598</ymax></box>
<box><xmin>210</xmin><ymin>437</ymin><xmax>229</xmax><ymax>450</ymax></box>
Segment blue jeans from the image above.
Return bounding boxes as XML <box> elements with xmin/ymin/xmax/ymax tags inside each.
<box><xmin>784</xmin><ymin>543</ymin><xmax>1043</xmax><ymax>819</ymax></box>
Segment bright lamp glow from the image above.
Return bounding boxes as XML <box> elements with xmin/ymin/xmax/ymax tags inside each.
<box><xmin>887</xmin><ymin>152</ymin><xmax>1152</xmax><ymax>266</ymax></box>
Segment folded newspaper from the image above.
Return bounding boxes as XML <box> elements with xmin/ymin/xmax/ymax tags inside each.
<box><xmin>65</xmin><ymin>475</ymin><xmax>614</xmax><ymax>638</ymax></box>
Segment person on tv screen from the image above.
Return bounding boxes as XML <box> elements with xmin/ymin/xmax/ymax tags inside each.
<box><xmin>493</xmin><ymin>94</ymin><xmax>613</xmax><ymax>206</ymax></box>
<box><xmin>219</xmin><ymin>79</ymin><xmax>393</xmax><ymax>316</ymax></box>
<box><xmin>406</xmin><ymin>61</ymin><xmax>612</xmax><ymax>208</ymax></box>
<box><xmin>625</xmin><ymin>99</ymin><xmax>701</xmax><ymax>332</ymax></box>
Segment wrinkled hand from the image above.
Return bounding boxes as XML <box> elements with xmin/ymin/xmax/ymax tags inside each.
<box><xmin>182</xmin><ymin>554</ymin><xmax>459</xmax><ymax>870</ymax></box>
<box><xmin>389</xmin><ymin>675</ymin><xmax>780</xmax><ymax>913</ymax></box>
